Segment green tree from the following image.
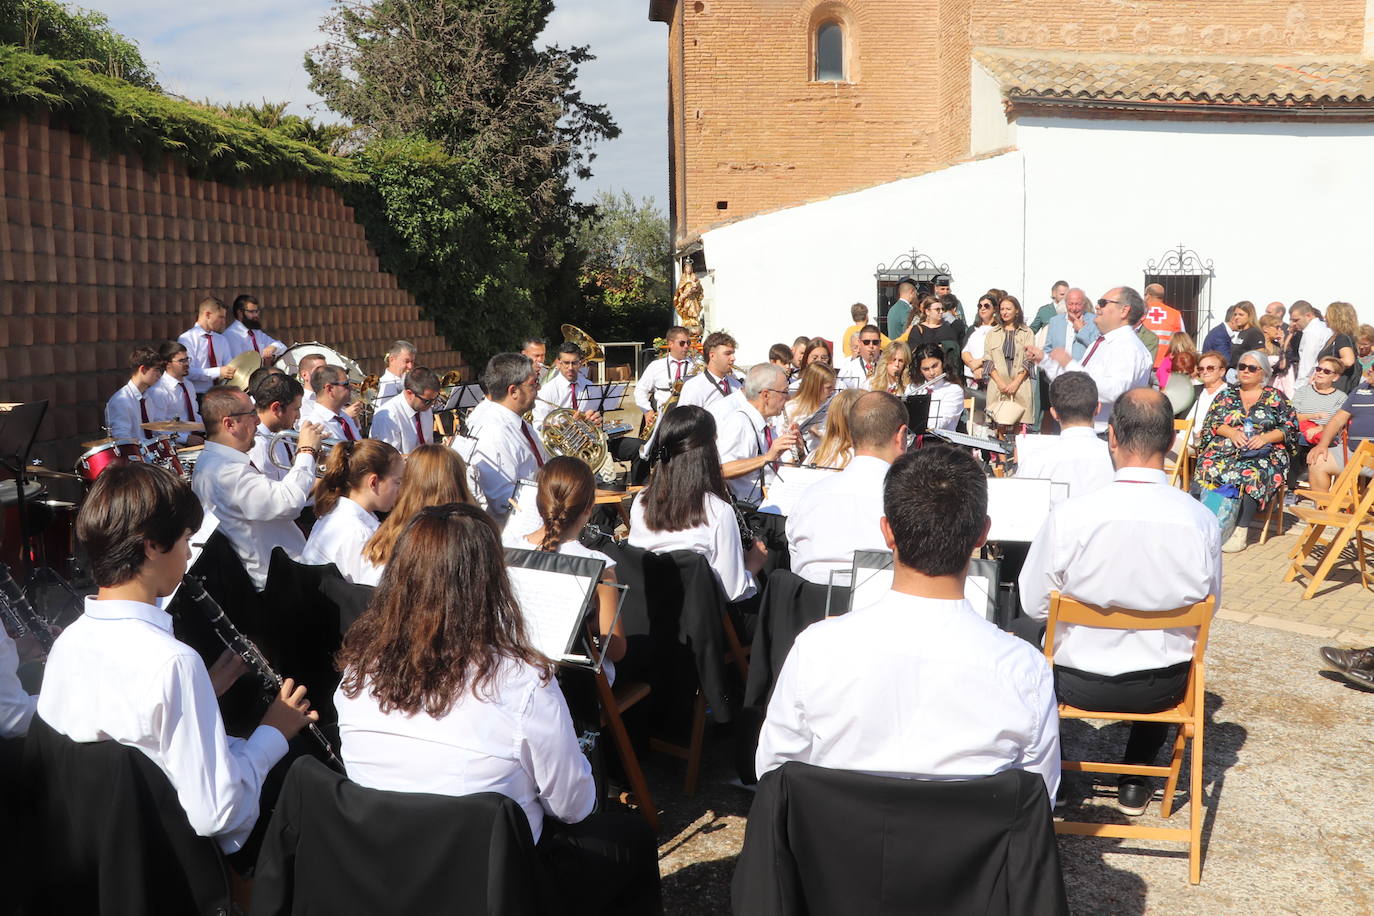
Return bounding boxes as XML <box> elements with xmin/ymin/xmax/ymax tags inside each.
<box><xmin>208</xmin><ymin>99</ymin><xmax>359</xmax><ymax>157</ymax></box>
<box><xmin>0</xmin><ymin>0</ymin><xmax>157</xmax><ymax>88</ymax></box>
<box><xmin>565</xmin><ymin>190</ymin><xmax>673</xmax><ymax>345</ymax></box>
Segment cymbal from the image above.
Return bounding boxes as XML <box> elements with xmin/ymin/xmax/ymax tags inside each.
<box><xmin>81</xmin><ymin>437</ymin><xmax>116</xmax><ymax>448</ymax></box>
<box><xmin>142</xmin><ymin>420</ymin><xmax>204</xmax><ymax>433</ymax></box>
<box><xmin>223</xmin><ymin>350</ymin><xmax>263</xmax><ymax>391</ymax></box>
<box><xmin>24</xmin><ymin>464</ymin><xmax>82</xmax><ymax>481</ymax></box>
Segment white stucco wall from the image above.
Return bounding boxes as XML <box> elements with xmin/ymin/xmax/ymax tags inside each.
<box><xmin>702</xmin><ymin>115</ymin><xmax>1374</xmax><ymax>363</ymax></box>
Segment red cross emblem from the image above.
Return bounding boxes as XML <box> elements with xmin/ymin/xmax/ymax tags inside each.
<box><xmin>1146</xmin><ymin>306</ymin><xmax>1168</xmax><ymax>324</ymax></box>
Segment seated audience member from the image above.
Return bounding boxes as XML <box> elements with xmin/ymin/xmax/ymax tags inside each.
<box><xmin>504</xmin><ymin>457</ymin><xmax>628</xmax><ymax>675</ymax></box>
<box><xmin>869</xmin><ymin>341</ymin><xmax>914</xmax><ymax>396</ymax></box>
<box><xmin>784</xmin><ymin>363</ymin><xmax>837</xmax><ymax>459</ymax></box>
<box><xmin>301</xmin><ymin>440</ymin><xmax>404</xmax><ymax>586</ymax></box>
<box><xmin>758</xmin><ymin>443</ymin><xmax>1060</xmax><ymax>798</ymax></box>
<box><xmin>677</xmin><ymin>331</ymin><xmax>742</xmax><ymax>411</ymax></box>
<box><xmin>375</xmin><ymin>340</ymin><xmax>416</xmax><ymax>406</ymax></box>
<box><xmin>1018</xmin><ymin>389</ymin><xmax>1220</xmax><ymax>815</ymax></box>
<box><xmin>104</xmin><ymin>346</ymin><xmax>165</xmax><ymax>442</ymax></box>
<box><xmin>301</xmin><ymin>364</ymin><xmax>363</xmax><ymax>442</ymax></box>
<box><xmin>370</xmin><ymin>367</ymin><xmax>440</xmax><ymax>455</ymax></box>
<box><xmin>806</xmin><ymin>387</ymin><xmax>865</xmax><ymax>469</ymax></box>
<box><xmin>1306</xmin><ymin>359</ymin><xmax>1374</xmax><ymax>491</ymax></box>
<box><xmin>362</xmin><ymin>444</ymin><xmax>477</xmax><ymax>575</ymax></box>
<box><xmin>178</xmin><ymin>296</ymin><xmax>237</xmax><ymax>396</ymax></box>
<box><xmin>1014</xmin><ymin>372</ymin><xmax>1114</xmax><ymax>496</ymax></box>
<box><xmin>1156</xmin><ymin>331</ymin><xmax>1199</xmax><ymax>390</ymax></box>
<box><xmin>465</xmin><ymin>353</ymin><xmax>546</xmax><ymax>525</ymax></box>
<box><xmin>193</xmin><ymin>388</ymin><xmax>323</xmax><ymax>589</ymax></box>
<box><xmin>249</xmin><ymin>373</ymin><xmax>306</xmax><ymax>483</ymax></box>
<box><xmin>1291</xmin><ymin>356</ymin><xmax>1349</xmax><ymax>469</ymax></box>
<box><xmin>716</xmin><ymin>363</ymin><xmax>800</xmax><ymax>504</ymax></box>
<box><xmin>629</xmin><ymin>406</ymin><xmax>764</xmax><ymax>602</ymax></box>
<box><xmin>334</xmin><ymin>504</ymin><xmax>661</xmax><ymax>914</ymax></box>
<box><xmin>836</xmin><ymin>325</ymin><xmax>884</xmax><ymax>390</ymax></box>
<box><xmin>1194</xmin><ymin>350</ymin><xmax>1298</xmax><ymax>553</ymax></box>
<box><xmin>841</xmin><ymin>303</ymin><xmax>889</xmax><ymax>358</ymax></box>
<box><xmin>912</xmin><ymin>342</ymin><xmax>963</xmax><ymax>431</ymax></box>
<box><xmin>786</xmin><ymin>392</ymin><xmax>906</xmax><ymax>585</ymax></box>
<box><xmin>224</xmin><ymin>294</ymin><xmax>285</xmax><ymax>361</ymax></box>
<box><xmin>149</xmin><ymin>340</ymin><xmax>205</xmax><ymax>446</ymax></box>
<box><xmin>1188</xmin><ymin>351</ymin><xmax>1230</xmax><ymax>449</ymax></box>
<box><xmin>38</xmin><ymin>462</ymin><xmax>317</xmax><ymax>852</ymax></box>
<box><xmin>1358</xmin><ymin>324</ymin><xmax>1374</xmax><ymax>373</ymax></box>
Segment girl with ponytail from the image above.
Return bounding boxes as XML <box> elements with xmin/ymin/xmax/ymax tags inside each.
<box><xmin>302</xmin><ymin>439</ymin><xmax>404</xmax><ymax>584</ymax></box>
<box><xmin>504</xmin><ymin>456</ymin><xmax>627</xmax><ymax>669</ymax></box>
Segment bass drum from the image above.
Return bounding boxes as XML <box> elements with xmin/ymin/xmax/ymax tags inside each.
<box><xmin>274</xmin><ymin>342</ymin><xmax>365</xmax><ymax>386</ymax></box>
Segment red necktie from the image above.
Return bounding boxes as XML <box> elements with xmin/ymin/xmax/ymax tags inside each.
<box><xmin>179</xmin><ymin>382</ymin><xmax>194</xmax><ymax>419</ymax></box>
<box><xmin>570</xmin><ymin>383</ymin><xmax>577</xmax><ymax>411</ymax></box>
<box><xmin>205</xmin><ymin>334</ymin><xmax>218</xmax><ymax>368</ymax></box>
<box><xmin>413</xmin><ymin>411</ymin><xmax>425</xmax><ymax>448</ymax></box>
<box><xmin>719</xmin><ymin>375</ymin><xmax>729</xmax><ymax>395</ymax></box>
<box><xmin>1082</xmin><ymin>336</ymin><xmax>1104</xmax><ymax>366</ymax></box>
<box><xmin>674</xmin><ymin>361</ymin><xmax>683</xmax><ymax>381</ymax></box>
<box><xmin>521</xmin><ymin>423</ymin><xmax>545</xmax><ymax>468</ymax></box>
<box><xmin>139</xmin><ymin>397</ymin><xmax>149</xmax><ymax>424</ymax></box>
<box><xmin>248</xmin><ymin>330</ymin><xmax>260</xmax><ymax>354</ymax></box>
<box><xmin>336</xmin><ymin>415</ymin><xmax>356</xmax><ymax>441</ymax></box>
<box><xmin>764</xmin><ymin>426</ymin><xmax>778</xmax><ymax>472</ymax></box>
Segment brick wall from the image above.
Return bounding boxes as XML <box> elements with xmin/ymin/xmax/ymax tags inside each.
<box><xmin>0</xmin><ymin>114</ymin><xmax>467</xmax><ymax>467</ymax></box>
<box><xmin>663</xmin><ymin>0</ymin><xmax>1365</xmax><ymax>246</ymax></box>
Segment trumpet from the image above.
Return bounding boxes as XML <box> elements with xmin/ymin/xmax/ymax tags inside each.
<box><xmin>266</xmin><ymin>430</ymin><xmax>345</xmax><ymax>473</ymax></box>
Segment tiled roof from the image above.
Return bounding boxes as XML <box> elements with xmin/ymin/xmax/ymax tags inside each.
<box><xmin>974</xmin><ymin>49</ymin><xmax>1374</xmax><ymax>108</ymax></box>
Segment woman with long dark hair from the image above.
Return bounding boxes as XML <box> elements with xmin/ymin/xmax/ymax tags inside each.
<box><xmin>302</xmin><ymin>439</ymin><xmax>403</xmax><ymax>584</ymax></box>
<box><xmin>628</xmin><ymin>406</ymin><xmax>763</xmax><ymax>600</ymax></box>
<box><xmin>335</xmin><ymin>504</ymin><xmax>661</xmax><ymax>914</ymax></box>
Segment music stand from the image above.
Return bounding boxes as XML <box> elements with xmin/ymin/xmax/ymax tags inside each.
<box><xmin>0</xmin><ymin>401</ymin><xmax>50</xmax><ymax>579</ymax></box>
<box><xmin>439</xmin><ymin>384</ymin><xmax>484</xmax><ymax>413</ymax></box>
<box><xmin>903</xmin><ymin>393</ymin><xmax>931</xmax><ymax>433</ymax></box>
<box><xmin>580</xmin><ymin>383</ymin><xmax>629</xmax><ymax>416</ymax></box>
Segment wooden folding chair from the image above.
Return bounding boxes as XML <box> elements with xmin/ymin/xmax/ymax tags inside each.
<box><xmin>1284</xmin><ymin>451</ymin><xmax>1374</xmax><ymax>599</ymax></box>
<box><xmin>1166</xmin><ymin>418</ymin><xmax>1193</xmax><ymax>490</ymax></box>
<box><xmin>584</xmin><ymin>621</ymin><xmax>659</xmax><ymax>832</ymax></box>
<box><xmin>1255</xmin><ymin>483</ymin><xmax>1287</xmax><ymax>545</ymax></box>
<box><xmin>1290</xmin><ymin>439</ymin><xmax>1374</xmax><ymax>518</ymax></box>
<box><xmin>1046</xmin><ymin>592</ymin><xmax>1216</xmax><ymax>885</ymax></box>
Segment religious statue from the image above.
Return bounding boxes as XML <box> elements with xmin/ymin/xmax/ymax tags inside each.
<box><xmin>673</xmin><ymin>259</ymin><xmax>705</xmax><ymax>338</ymax></box>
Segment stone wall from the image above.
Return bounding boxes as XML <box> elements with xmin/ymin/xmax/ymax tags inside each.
<box><xmin>0</xmin><ymin>114</ymin><xmax>466</xmax><ymax>466</ymax></box>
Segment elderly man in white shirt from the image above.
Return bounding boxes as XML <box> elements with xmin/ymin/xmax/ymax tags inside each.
<box><xmin>224</xmin><ymin>294</ymin><xmax>285</xmax><ymax>361</ymax></box>
<box><xmin>759</xmin><ymin>442</ymin><xmax>1060</xmax><ymax>799</ymax></box>
<box><xmin>248</xmin><ymin>373</ymin><xmax>306</xmax><ymax>482</ymax></box>
<box><xmin>717</xmin><ymin>363</ymin><xmax>800</xmax><ymax>505</ymax></box>
<box><xmin>787</xmin><ymin>391</ymin><xmax>906</xmax><ymax>584</ymax></box>
<box><xmin>1291</xmin><ymin>301</ymin><xmax>1333</xmax><ymax>389</ymax></box>
<box><xmin>370</xmin><ymin>367</ymin><xmax>439</xmax><ymax>455</ymax></box>
<box><xmin>192</xmin><ymin>388</ymin><xmax>324</xmax><ymax>589</ymax></box>
<box><xmin>374</xmin><ymin>340</ymin><xmax>416</xmax><ymax>407</ymax></box>
<box><xmin>677</xmin><ymin>331</ymin><xmax>742</xmax><ymax>412</ymax></box>
<box><xmin>104</xmin><ymin>345</ymin><xmax>164</xmax><ymax>442</ymax></box>
<box><xmin>1027</xmin><ymin>286</ymin><xmax>1153</xmax><ymax>433</ymax></box>
<box><xmin>466</xmin><ymin>353</ymin><xmax>548</xmax><ymax>523</ymax></box>
<box><xmin>1018</xmin><ymin>389</ymin><xmax>1220</xmax><ymax>816</ymax></box>
<box><xmin>634</xmin><ymin>326</ymin><xmax>696</xmax><ymax>428</ymax></box>
<box><xmin>177</xmin><ymin>296</ymin><xmax>238</xmax><ymax>395</ymax></box>
<box><xmin>299</xmin><ymin>364</ymin><xmax>363</xmax><ymax>442</ymax></box>
<box><xmin>1014</xmin><ymin>371</ymin><xmax>1114</xmax><ymax>497</ymax></box>
<box><xmin>835</xmin><ymin>325</ymin><xmax>883</xmax><ymax>390</ymax></box>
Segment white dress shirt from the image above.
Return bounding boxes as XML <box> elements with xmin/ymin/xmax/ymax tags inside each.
<box><xmin>375</xmin><ymin>370</ymin><xmax>405</xmax><ymax>408</ymax></box>
<box><xmin>1018</xmin><ymin>467</ymin><xmax>1221</xmax><ymax>676</ymax></box>
<box><xmin>1188</xmin><ymin>384</ymin><xmax>1227</xmax><ymax>446</ymax></box>
<box><xmin>37</xmin><ymin>598</ymin><xmax>289</xmax><ymax>852</ymax></box>
<box><xmin>148</xmin><ymin>373</ymin><xmax>203</xmax><ymax>444</ymax></box>
<box><xmin>677</xmin><ymin>369</ymin><xmax>742</xmax><ymax>411</ymax></box>
<box><xmin>335</xmin><ymin>658</ymin><xmax>594</xmax><ymax>842</ymax></box>
<box><xmin>1014</xmin><ymin>426</ymin><xmax>1114</xmax><ymax>496</ymax></box>
<box><xmin>635</xmin><ymin>356</ymin><xmax>695</xmax><ymax>412</ymax></box>
<box><xmin>223</xmin><ymin>320</ymin><xmax>285</xmax><ymax>361</ymax></box>
<box><xmin>104</xmin><ymin>380</ymin><xmax>155</xmax><ymax>441</ymax></box>
<box><xmin>369</xmin><ymin>394</ymin><xmax>433</xmax><ymax>455</ymax></box>
<box><xmin>1296</xmin><ymin>317</ymin><xmax>1334</xmax><ymax>387</ymax></box>
<box><xmin>962</xmin><ymin>325</ymin><xmax>993</xmax><ymax>381</ymax></box>
<box><xmin>785</xmin><ymin>455</ymin><xmax>889</xmax><ymax>584</ymax></box>
<box><xmin>299</xmin><ymin>397</ymin><xmax>362</xmax><ymax>443</ymax></box>
<box><xmin>534</xmin><ymin>373</ymin><xmax>594</xmax><ymax>428</ymax></box>
<box><xmin>467</xmin><ymin>402</ymin><xmax>548</xmax><ymax>520</ymax></box>
<box><xmin>0</xmin><ymin>630</ymin><xmax>36</xmax><ymax>737</ymax></box>
<box><xmin>1038</xmin><ymin>324</ymin><xmax>1153</xmax><ymax>432</ymax></box>
<box><xmin>628</xmin><ymin>492</ymin><xmax>756</xmax><ymax>601</ymax></box>
<box><xmin>191</xmin><ymin>440</ymin><xmax>315</xmax><ymax>589</ymax></box>
<box><xmin>249</xmin><ymin>423</ymin><xmax>291</xmax><ymax>482</ymax></box>
<box><xmin>915</xmin><ymin>377</ymin><xmax>964</xmax><ymax>430</ymax></box>
<box><xmin>502</xmin><ymin>528</ymin><xmax>618</xmax><ymax>574</ymax></box>
<box><xmin>301</xmin><ymin>496</ymin><xmax>383</xmax><ymax>586</ymax></box>
<box><xmin>836</xmin><ymin>355</ymin><xmax>877</xmax><ymax>390</ymax></box>
<box><xmin>707</xmin><ymin>389</ymin><xmax>747</xmax><ymax>427</ymax></box>
<box><xmin>716</xmin><ymin>400</ymin><xmax>778</xmax><ymax>503</ymax></box>
<box><xmin>757</xmin><ymin>591</ymin><xmax>1060</xmax><ymax>799</ymax></box>
<box><xmin>177</xmin><ymin>325</ymin><xmax>234</xmax><ymax>394</ymax></box>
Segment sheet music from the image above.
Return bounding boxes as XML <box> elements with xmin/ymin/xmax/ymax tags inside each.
<box><xmin>599</xmin><ymin>382</ymin><xmax>628</xmax><ymax>411</ymax></box>
<box><xmin>757</xmin><ymin>465</ymin><xmax>840</xmax><ymax>516</ymax></box>
<box><xmin>839</xmin><ymin>549</ymin><xmax>994</xmax><ymax>620</ymax></box>
<box><xmin>505</xmin><ymin>554</ymin><xmax>601</xmax><ymax>661</ymax></box>
<box><xmin>924</xmin><ymin>427</ymin><xmax>1011</xmax><ymax>455</ymax></box>
<box><xmin>505</xmin><ymin>479</ymin><xmax>543</xmax><ymax>540</ymax></box>
<box><xmin>986</xmin><ymin>477</ymin><xmax>1055</xmax><ymax>542</ymax></box>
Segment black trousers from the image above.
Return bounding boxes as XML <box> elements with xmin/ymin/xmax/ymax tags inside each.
<box><xmin>539</xmin><ymin>811</ymin><xmax>663</xmax><ymax>915</ymax></box>
<box><xmin>610</xmin><ymin>436</ymin><xmax>647</xmax><ymax>485</ymax></box>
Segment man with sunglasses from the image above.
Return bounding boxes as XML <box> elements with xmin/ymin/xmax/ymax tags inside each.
<box><xmin>837</xmin><ymin>325</ymin><xmax>885</xmax><ymax>390</ymax></box>
<box><xmin>300</xmin><ymin>364</ymin><xmax>363</xmax><ymax>442</ymax></box>
<box><xmin>1027</xmin><ymin>287</ymin><xmax>1153</xmax><ymax>433</ymax></box>
<box><xmin>634</xmin><ymin>325</ymin><xmax>696</xmax><ymax>429</ymax></box>
<box><xmin>370</xmin><ymin>367</ymin><xmax>442</xmax><ymax>455</ymax></box>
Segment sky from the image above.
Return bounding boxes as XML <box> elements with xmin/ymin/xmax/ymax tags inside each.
<box><xmin>90</xmin><ymin>0</ymin><xmax>669</xmax><ymax>206</ymax></box>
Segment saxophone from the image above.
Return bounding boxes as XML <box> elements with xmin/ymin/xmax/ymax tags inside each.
<box><xmin>642</xmin><ymin>355</ymin><xmax>703</xmax><ymax>437</ymax></box>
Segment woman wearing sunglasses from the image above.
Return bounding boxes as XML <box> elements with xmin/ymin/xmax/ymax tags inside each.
<box><xmin>1194</xmin><ymin>350</ymin><xmax>1298</xmax><ymax>553</ymax></box>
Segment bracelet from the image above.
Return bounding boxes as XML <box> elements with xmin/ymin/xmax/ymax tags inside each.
<box><xmin>297</xmin><ymin>446</ymin><xmax>316</xmax><ymax>456</ymax></box>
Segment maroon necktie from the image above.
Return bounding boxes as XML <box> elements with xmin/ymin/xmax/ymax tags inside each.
<box><xmin>139</xmin><ymin>397</ymin><xmax>149</xmax><ymax>424</ymax></box>
<box><xmin>335</xmin><ymin>415</ymin><xmax>356</xmax><ymax>442</ymax></box>
<box><xmin>570</xmin><ymin>383</ymin><xmax>577</xmax><ymax>411</ymax></box>
<box><xmin>413</xmin><ymin>411</ymin><xmax>425</xmax><ymax>448</ymax></box>
<box><xmin>248</xmin><ymin>330</ymin><xmax>260</xmax><ymax>354</ymax></box>
<box><xmin>763</xmin><ymin>426</ymin><xmax>778</xmax><ymax>472</ymax></box>
<box><xmin>179</xmin><ymin>382</ymin><xmax>195</xmax><ymax>420</ymax></box>
<box><xmin>205</xmin><ymin>334</ymin><xmax>218</xmax><ymax>368</ymax></box>
<box><xmin>674</xmin><ymin>361</ymin><xmax>683</xmax><ymax>381</ymax></box>
<box><xmin>1082</xmin><ymin>336</ymin><xmax>1104</xmax><ymax>366</ymax></box>
<box><xmin>719</xmin><ymin>375</ymin><xmax>729</xmax><ymax>395</ymax></box>
<box><xmin>521</xmin><ymin>423</ymin><xmax>545</xmax><ymax>468</ymax></box>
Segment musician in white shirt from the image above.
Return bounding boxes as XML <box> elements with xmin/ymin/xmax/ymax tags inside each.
<box><xmin>787</xmin><ymin>391</ymin><xmax>906</xmax><ymax>585</ymax></box>
<box><xmin>248</xmin><ymin>374</ymin><xmax>306</xmax><ymax>483</ymax></box>
<box><xmin>299</xmin><ymin>364</ymin><xmax>363</xmax><ymax>442</ymax></box>
<box><xmin>1018</xmin><ymin>389</ymin><xmax>1220</xmax><ymax>816</ymax></box>
<box><xmin>717</xmin><ymin>363</ymin><xmax>800</xmax><ymax>504</ymax></box>
<box><xmin>1014</xmin><ymin>371</ymin><xmax>1114</xmax><ymax>496</ymax></box>
<box><xmin>630</xmin><ymin>405</ymin><xmax>765</xmax><ymax>601</ymax></box>
<box><xmin>224</xmin><ymin>294</ymin><xmax>284</xmax><ymax>361</ymax></box>
<box><xmin>758</xmin><ymin>443</ymin><xmax>1060</xmax><ymax>799</ymax></box>
<box><xmin>835</xmin><ymin>325</ymin><xmax>883</xmax><ymax>390</ymax></box>
<box><xmin>911</xmin><ymin>342</ymin><xmax>964</xmax><ymax>431</ymax></box>
<box><xmin>39</xmin><ymin>461</ymin><xmax>317</xmax><ymax>852</ymax></box>
<box><xmin>634</xmin><ymin>326</ymin><xmax>695</xmax><ymax>427</ymax></box>
<box><xmin>375</xmin><ymin>340</ymin><xmax>415</xmax><ymax>407</ymax></box>
<box><xmin>677</xmin><ymin>331</ymin><xmax>743</xmax><ymax>411</ymax></box>
<box><xmin>1028</xmin><ymin>286</ymin><xmax>1153</xmax><ymax>433</ymax></box>
<box><xmin>177</xmin><ymin>296</ymin><xmax>237</xmax><ymax>395</ymax></box>
<box><xmin>296</xmin><ymin>353</ymin><xmax>326</xmax><ymax>408</ymax></box>
<box><xmin>148</xmin><ymin>340</ymin><xmax>205</xmax><ymax>446</ymax></box>
<box><xmin>301</xmin><ymin>440</ymin><xmax>403</xmax><ymax>586</ymax></box>
<box><xmin>192</xmin><ymin>388</ymin><xmax>323</xmax><ymax>589</ymax></box>
<box><xmin>535</xmin><ymin>342</ymin><xmax>604</xmax><ymax>428</ymax></box>
<box><xmin>104</xmin><ymin>345</ymin><xmax>164</xmax><ymax>442</ymax></box>
<box><xmin>466</xmin><ymin>353</ymin><xmax>548</xmax><ymax>523</ymax></box>
<box><xmin>369</xmin><ymin>367</ymin><xmax>439</xmax><ymax>455</ymax></box>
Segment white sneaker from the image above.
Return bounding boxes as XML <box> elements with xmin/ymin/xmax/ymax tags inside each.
<box><xmin>1222</xmin><ymin>529</ymin><xmax>1248</xmax><ymax>553</ymax></box>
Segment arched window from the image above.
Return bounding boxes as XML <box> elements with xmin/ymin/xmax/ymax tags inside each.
<box><xmin>814</xmin><ymin>21</ymin><xmax>844</xmax><ymax>81</ymax></box>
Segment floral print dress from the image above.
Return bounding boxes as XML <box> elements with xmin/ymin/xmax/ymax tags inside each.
<box><xmin>1195</xmin><ymin>385</ymin><xmax>1298</xmax><ymax>504</ymax></box>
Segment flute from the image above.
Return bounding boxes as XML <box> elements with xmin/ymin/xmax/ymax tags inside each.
<box><xmin>0</xmin><ymin>563</ymin><xmax>56</xmax><ymax>653</ymax></box>
<box><xmin>178</xmin><ymin>575</ymin><xmax>343</xmax><ymax>770</ymax></box>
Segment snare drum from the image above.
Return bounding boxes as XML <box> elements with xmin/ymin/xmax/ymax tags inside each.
<box><xmin>146</xmin><ymin>435</ymin><xmax>184</xmax><ymax>478</ymax></box>
<box><xmin>75</xmin><ymin>439</ymin><xmax>146</xmax><ymax>483</ymax></box>
<box><xmin>176</xmin><ymin>444</ymin><xmax>203</xmax><ymax>481</ymax></box>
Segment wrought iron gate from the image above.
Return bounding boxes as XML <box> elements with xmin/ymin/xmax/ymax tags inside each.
<box><xmin>1143</xmin><ymin>244</ymin><xmax>1215</xmax><ymax>342</ymax></box>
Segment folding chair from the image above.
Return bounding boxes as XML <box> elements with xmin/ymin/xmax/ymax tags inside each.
<box><xmin>1284</xmin><ymin>450</ymin><xmax>1374</xmax><ymax>599</ymax></box>
<box><xmin>1046</xmin><ymin>592</ymin><xmax>1216</xmax><ymax>885</ymax></box>
<box><xmin>583</xmin><ymin>620</ymin><xmax>659</xmax><ymax>832</ymax></box>
<box><xmin>1166</xmin><ymin>418</ymin><xmax>1193</xmax><ymax>490</ymax></box>
<box><xmin>1290</xmin><ymin>439</ymin><xmax>1374</xmax><ymax>519</ymax></box>
<box><xmin>1255</xmin><ymin>482</ymin><xmax>1287</xmax><ymax>545</ymax></box>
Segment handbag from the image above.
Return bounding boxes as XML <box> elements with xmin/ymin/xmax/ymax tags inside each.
<box><xmin>1198</xmin><ymin>484</ymin><xmax>1241</xmax><ymax>542</ymax></box>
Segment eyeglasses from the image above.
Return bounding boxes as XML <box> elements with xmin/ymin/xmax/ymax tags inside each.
<box><xmin>860</xmin><ymin>338</ymin><xmax>881</xmax><ymax>345</ymax></box>
<box><xmin>1199</xmin><ymin>364</ymin><xmax>1223</xmax><ymax>372</ymax></box>
<box><xmin>227</xmin><ymin>409</ymin><xmax>257</xmax><ymax>420</ymax></box>
<box><xmin>1237</xmin><ymin>364</ymin><xmax>1263</xmax><ymax>373</ymax></box>
<box><xmin>765</xmin><ymin>388</ymin><xmax>789</xmax><ymax>396</ymax></box>
<box><xmin>1312</xmin><ymin>367</ymin><xmax>1338</xmax><ymax>375</ymax></box>
<box><xmin>413</xmin><ymin>393</ymin><xmax>440</xmax><ymax>406</ymax></box>
<box><xmin>1097</xmin><ymin>298</ymin><xmax>1122</xmax><ymax>308</ymax></box>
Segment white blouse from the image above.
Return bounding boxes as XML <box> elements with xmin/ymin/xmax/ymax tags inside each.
<box><xmin>502</xmin><ymin>528</ymin><xmax>618</xmax><ymax>572</ymax></box>
<box><xmin>301</xmin><ymin>496</ymin><xmax>383</xmax><ymax>585</ymax></box>
<box><xmin>628</xmin><ymin>492</ymin><xmax>756</xmax><ymax>601</ymax></box>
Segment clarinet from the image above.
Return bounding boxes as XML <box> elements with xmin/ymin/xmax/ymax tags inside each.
<box><xmin>0</xmin><ymin>563</ymin><xmax>56</xmax><ymax>653</ymax></box>
<box><xmin>178</xmin><ymin>575</ymin><xmax>343</xmax><ymax>770</ymax></box>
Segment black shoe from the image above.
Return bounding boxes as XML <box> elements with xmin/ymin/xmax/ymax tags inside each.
<box><xmin>1320</xmin><ymin>646</ymin><xmax>1374</xmax><ymax>674</ymax></box>
<box><xmin>1339</xmin><ymin>666</ymin><xmax>1374</xmax><ymax>690</ymax></box>
<box><xmin>1117</xmin><ymin>777</ymin><xmax>1150</xmax><ymax>816</ymax></box>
